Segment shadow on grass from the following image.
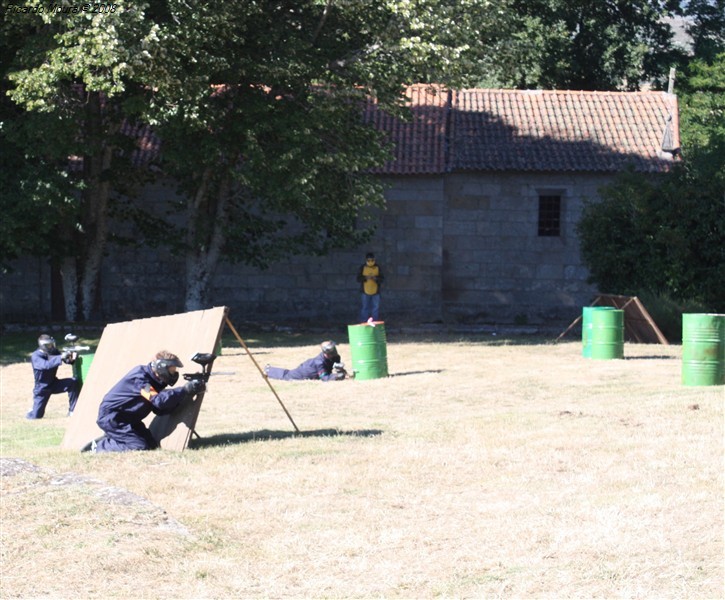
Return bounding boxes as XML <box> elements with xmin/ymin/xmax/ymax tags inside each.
<box><xmin>188</xmin><ymin>428</ymin><xmax>384</xmax><ymax>449</ymax></box>
<box><xmin>623</xmin><ymin>355</ymin><xmax>678</xmax><ymax>360</ymax></box>
<box><xmin>389</xmin><ymin>369</ymin><xmax>444</xmax><ymax>377</ymax></box>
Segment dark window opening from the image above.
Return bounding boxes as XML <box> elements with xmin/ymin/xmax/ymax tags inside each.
<box><xmin>538</xmin><ymin>195</ymin><xmax>561</xmax><ymax>237</ymax></box>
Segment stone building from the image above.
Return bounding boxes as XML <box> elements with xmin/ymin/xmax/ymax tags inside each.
<box><xmin>0</xmin><ymin>86</ymin><xmax>680</xmax><ymax>327</ymax></box>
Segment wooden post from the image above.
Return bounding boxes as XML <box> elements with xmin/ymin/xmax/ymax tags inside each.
<box><xmin>225</xmin><ymin>316</ymin><xmax>300</xmax><ymax>433</ymax></box>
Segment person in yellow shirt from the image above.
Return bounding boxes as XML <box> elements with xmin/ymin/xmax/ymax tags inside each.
<box><xmin>357</xmin><ymin>252</ymin><xmax>384</xmax><ymax>322</ymax></box>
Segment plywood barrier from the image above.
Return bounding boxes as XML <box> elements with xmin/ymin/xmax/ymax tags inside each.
<box><xmin>62</xmin><ymin>306</ymin><xmax>228</xmax><ymax>452</ymax></box>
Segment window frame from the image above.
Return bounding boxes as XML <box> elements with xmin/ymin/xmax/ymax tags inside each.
<box><xmin>537</xmin><ymin>193</ymin><xmax>562</xmax><ymax>237</ymax></box>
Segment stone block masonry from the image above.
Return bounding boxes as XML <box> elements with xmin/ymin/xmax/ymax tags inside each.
<box><xmin>0</xmin><ymin>171</ymin><xmax>608</xmax><ymax>327</ymax></box>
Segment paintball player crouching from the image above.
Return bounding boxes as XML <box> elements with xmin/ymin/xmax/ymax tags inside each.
<box><xmin>264</xmin><ymin>341</ymin><xmax>347</xmax><ymax>381</ymax></box>
<box><xmin>84</xmin><ymin>351</ymin><xmax>205</xmax><ymax>453</ymax></box>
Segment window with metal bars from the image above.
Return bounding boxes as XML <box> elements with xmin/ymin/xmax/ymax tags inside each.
<box><xmin>538</xmin><ymin>195</ymin><xmax>561</xmax><ymax>237</ymax></box>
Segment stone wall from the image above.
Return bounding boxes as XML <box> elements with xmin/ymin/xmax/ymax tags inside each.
<box><xmin>0</xmin><ymin>172</ymin><xmax>607</xmax><ymax>327</ymax></box>
<box><xmin>195</xmin><ymin>175</ymin><xmax>446</xmax><ymax>327</ymax></box>
<box><xmin>0</xmin><ymin>257</ymin><xmax>53</xmax><ymax>322</ymax></box>
<box><xmin>441</xmin><ymin>172</ymin><xmax>605</xmax><ymax>324</ymax></box>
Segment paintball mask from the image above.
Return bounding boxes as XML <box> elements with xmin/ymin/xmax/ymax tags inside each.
<box><xmin>151</xmin><ymin>356</ymin><xmax>184</xmax><ymax>385</ymax></box>
<box><xmin>321</xmin><ymin>340</ymin><xmax>338</xmax><ymax>359</ymax></box>
<box><xmin>37</xmin><ymin>335</ymin><xmax>56</xmax><ymax>353</ymax></box>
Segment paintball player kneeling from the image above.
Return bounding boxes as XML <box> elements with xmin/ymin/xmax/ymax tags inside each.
<box><xmin>85</xmin><ymin>350</ymin><xmax>204</xmax><ymax>453</ymax></box>
<box><xmin>27</xmin><ymin>334</ymin><xmax>80</xmax><ymax>419</ymax></box>
<box><xmin>265</xmin><ymin>340</ymin><xmax>347</xmax><ymax>381</ymax></box>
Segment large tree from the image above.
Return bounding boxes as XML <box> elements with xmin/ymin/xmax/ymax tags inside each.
<box><xmin>2</xmin><ymin>0</ymin><xmax>509</xmax><ymax>318</ymax></box>
<box><xmin>132</xmin><ymin>0</ymin><xmax>511</xmax><ymax>310</ymax></box>
<box><xmin>1</xmin><ymin>2</ymin><xmax>162</xmax><ymax>320</ymax></box>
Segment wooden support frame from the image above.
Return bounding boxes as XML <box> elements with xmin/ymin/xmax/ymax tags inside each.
<box><xmin>556</xmin><ymin>294</ymin><xmax>669</xmax><ymax>345</ymax></box>
<box><xmin>225</xmin><ymin>316</ymin><xmax>299</xmax><ymax>433</ymax></box>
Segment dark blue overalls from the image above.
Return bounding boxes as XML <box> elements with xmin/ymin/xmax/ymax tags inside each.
<box><xmin>95</xmin><ymin>363</ymin><xmax>188</xmax><ymax>452</ymax></box>
<box><xmin>28</xmin><ymin>348</ymin><xmax>80</xmax><ymax>419</ymax></box>
<box><xmin>265</xmin><ymin>351</ymin><xmax>338</xmax><ymax>381</ymax></box>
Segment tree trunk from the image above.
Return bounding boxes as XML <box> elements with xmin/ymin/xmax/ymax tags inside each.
<box><xmin>60</xmin><ymin>255</ymin><xmax>79</xmax><ymax>321</ymax></box>
<box><xmin>50</xmin><ymin>258</ymin><xmax>66</xmax><ymax>321</ymax></box>
<box><xmin>79</xmin><ymin>143</ymin><xmax>112</xmax><ymax>321</ymax></box>
<box><xmin>61</xmin><ymin>91</ymin><xmax>113</xmax><ymax>322</ymax></box>
<box><xmin>184</xmin><ymin>169</ymin><xmax>230</xmax><ymax>311</ymax></box>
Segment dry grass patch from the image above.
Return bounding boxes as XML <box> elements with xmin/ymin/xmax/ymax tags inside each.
<box><xmin>1</xmin><ymin>335</ymin><xmax>723</xmax><ymax>598</ymax></box>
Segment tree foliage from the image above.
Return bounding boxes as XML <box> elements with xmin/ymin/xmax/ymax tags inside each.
<box><xmin>578</xmin><ymin>53</ymin><xmax>725</xmax><ymax>310</ymax></box>
<box><xmin>684</xmin><ymin>0</ymin><xmax>725</xmax><ymax>62</ymax></box>
<box><xmin>577</xmin><ymin>164</ymin><xmax>724</xmax><ymax>308</ymax></box>
<box><xmin>474</xmin><ymin>0</ymin><xmax>685</xmax><ymax>90</ymax></box>
<box><xmin>1</xmin><ymin>0</ymin><xmax>511</xmax><ymax>316</ymax></box>
<box><xmin>1</xmin><ymin>2</ymin><xmax>162</xmax><ymax>319</ymax></box>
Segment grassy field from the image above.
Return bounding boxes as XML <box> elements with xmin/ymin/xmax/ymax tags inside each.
<box><xmin>1</xmin><ymin>329</ymin><xmax>723</xmax><ymax>599</ymax></box>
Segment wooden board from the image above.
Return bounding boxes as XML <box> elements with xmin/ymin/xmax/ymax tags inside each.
<box><xmin>61</xmin><ymin>306</ymin><xmax>228</xmax><ymax>451</ymax></box>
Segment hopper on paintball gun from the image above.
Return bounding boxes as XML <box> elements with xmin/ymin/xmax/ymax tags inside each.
<box><xmin>62</xmin><ymin>333</ymin><xmax>90</xmax><ymax>354</ymax></box>
<box><xmin>183</xmin><ymin>352</ymin><xmax>217</xmax><ymax>383</ymax></box>
<box><xmin>61</xmin><ymin>333</ymin><xmax>90</xmax><ymax>364</ymax></box>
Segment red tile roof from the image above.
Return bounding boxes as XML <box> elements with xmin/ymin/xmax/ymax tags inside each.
<box><xmin>365</xmin><ymin>85</ymin><xmax>450</xmax><ymax>175</ymax></box>
<box><xmin>120</xmin><ymin>121</ymin><xmax>161</xmax><ymax>167</ymax></box>
<box><xmin>69</xmin><ymin>121</ymin><xmax>160</xmax><ymax>171</ymax></box>
<box><xmin>366</xmin><ymin>85</ymin><xmax>680</xmax><ymax>174</ymax></box>
<box><xmin>77</xmin><ymin>85</ymin><xmax>680</xmax><ymax>176</ymax></box>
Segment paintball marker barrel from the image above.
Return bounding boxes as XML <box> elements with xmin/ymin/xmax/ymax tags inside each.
<box><xmin>63</xmin><ymin>333</ymin><xmax>90</xmax><ymax>353</ymax></box>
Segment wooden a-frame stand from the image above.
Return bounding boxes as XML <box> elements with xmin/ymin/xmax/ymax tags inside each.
<box><xmin>63</xmin><ymin>307</ymin><xmax>298</xmax><ymax>453</ymax></box>
<box><xmin>149</xmin><ymin>314</ymin><xmax>301</xmax><ymax>448</ymax></box>
<box><xmin>224</xmin><ymin>316</ymin><xmax>300</xmax><ymax>434</ymax></box>
<box><xmin>556</xmin><ymin>294</ymin><xmax>669</xmax><ymax>344</ymax></box>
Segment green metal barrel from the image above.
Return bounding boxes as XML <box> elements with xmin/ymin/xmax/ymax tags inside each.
<box><xmin>682</xmin><ymin>313</ymin><xmax>725</xmax><ymax>386</ymax></box>
<box><xmin>582</xmin><ymin>306</ymin><xmax>617</xmax><ymax>358</ymax></box>
<box><xmin>72</xmin><ymin>353</ymin><xmax>96</xmax><ymax>389</ymax></box>
<box><xmin>347</xmin><ymin>322</ymin><xmax>389</xmax><ymax>380</ymax></box>
<box><xmin>589</xmin><ymin>308</ymin><xmax>624</xmax><ymax>360</ymax></box>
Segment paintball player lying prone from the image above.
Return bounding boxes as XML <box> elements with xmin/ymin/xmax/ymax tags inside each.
<box><xmin>264</xmin><ymin>341</ymin><xmax>348</xmax><ymax>381</ymax></box>
<box><xmin>82</xmin><ymin>350</ymin><xmax>205</xmax><ymax>453</ymax></box>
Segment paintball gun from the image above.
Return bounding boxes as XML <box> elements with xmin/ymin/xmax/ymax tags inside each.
<box><xmin>181</xmin><ymin>353</ymin><xmax>217</xmax><ymax>401</ymax></box>
<box><xmin>61</xmin><ymin>333</ymin><xmax>90</xmax><ymax>364</ymax></box>
<box><xmin>183</xmin><ymin>352</ymin><xmax>217</xmax><ymax>383</ymax></box>
<box><xmin>62</xmin><ymin>333</ymin><xmax>90</xmax><ymax>353</ymax></box>
<box><xmin>332</xmin><ymin>361</ymin><xmax>349</xmax><ymax>380</ymax></box>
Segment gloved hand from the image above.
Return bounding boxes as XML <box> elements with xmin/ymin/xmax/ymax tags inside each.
<box><xmin>61</xmin><ymin>351</ymin><xmax>77</xmax><ymax>364</ymax></box>
<box><xmin>184</xmin><ymin>379</ymin><xmax>206</xmax><ymax>397</ymax></box>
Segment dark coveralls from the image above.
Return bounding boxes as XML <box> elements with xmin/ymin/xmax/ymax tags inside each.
<box><xmin>29</xmin><ymin>348</ymin><xmax>80</xmax><ymax>418</ymax></box>
<box><xmin>265</xmin><ymin>351</ymin><xmax>340</xmax><ymax>381</ymax></box>
<box><xmin>95</xmin><ymin>363</ymin><xmax>188</xmax><ymax>453</ymax></box>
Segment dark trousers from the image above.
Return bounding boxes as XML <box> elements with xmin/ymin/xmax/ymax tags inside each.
<box><xmin>265</xmin><ymin>366</ymin><xmax>300</xmax><ymax>380</ymax></box>
<box><xmin>95</xmin><ymin>418</ymin><xmax>158</xmax><ymax>452</ymax></box>
<box><xmin>28</xmin><ymin>378</ymin><xmax>79</xmax><ymax>418</ymax></box>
